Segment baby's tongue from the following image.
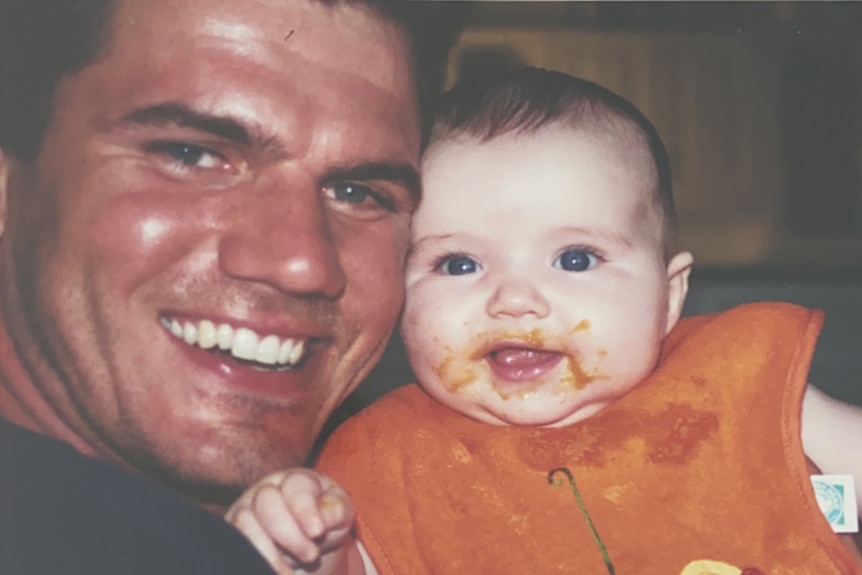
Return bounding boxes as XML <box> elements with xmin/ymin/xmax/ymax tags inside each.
<box><xmin>492</xmin><ymin>347</ymin><xmax>559</xmax><ymax>367</ymax></box>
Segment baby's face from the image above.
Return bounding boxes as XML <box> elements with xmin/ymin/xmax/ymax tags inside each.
<box><xmin>402</xmin><ymin>125</ymin><xmax>692</xmax><ymax>427</ymax></box>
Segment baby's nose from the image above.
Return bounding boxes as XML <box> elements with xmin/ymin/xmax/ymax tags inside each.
<box><xmin>485</xmin><ymin>278</ymin><xmax>551</xmax><ymax>319</ymax></box>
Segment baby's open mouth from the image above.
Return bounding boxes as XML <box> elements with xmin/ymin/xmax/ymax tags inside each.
<box><xmin>486</xmin><ymin>346</ymin><xmax>564</xmax><ymax>382</ymax></box>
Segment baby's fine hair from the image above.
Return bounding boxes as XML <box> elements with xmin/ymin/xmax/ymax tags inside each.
<box><xmin>429</xmin><ymin>67</ymin><xmax>679</xmax><ymax>256</ymax></box>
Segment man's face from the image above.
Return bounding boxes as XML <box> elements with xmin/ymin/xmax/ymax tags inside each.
<box><xmin>0</xmin><ymin>0</ymin><xmax>420</xmax><ymax>496</ymax></box>
<box><xmin>403</xmin><ymin>125</ymin><xmax>692</xmax><ymax>428</ymax></box>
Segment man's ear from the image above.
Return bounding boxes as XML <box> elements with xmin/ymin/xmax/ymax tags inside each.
<box><xmin>0</xmin><ymin>149</ymin><xmax>9</xmax><ymax>240</ymax></box>
<box><xmin>664</xmin><ymin>250</ymin><xmax>694</xmax><ymax>335</ymax></box>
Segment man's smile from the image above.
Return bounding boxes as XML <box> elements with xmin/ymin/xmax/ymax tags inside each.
<box><xmin>160</xmin><ymin>316</ymin><xmax>311</xmax><ymax>370</ymax></box>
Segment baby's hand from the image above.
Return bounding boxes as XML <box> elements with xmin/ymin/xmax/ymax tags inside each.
<box><xmin>226</xmin><ymin>468</ymin><xmax>356</xmax><ymax>575</ymax></box>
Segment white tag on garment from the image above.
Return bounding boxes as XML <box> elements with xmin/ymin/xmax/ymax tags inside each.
<box><xmin>810</xmin><ymin>474</ymin><xmax>858</xmax><ymax>533</ymax></box>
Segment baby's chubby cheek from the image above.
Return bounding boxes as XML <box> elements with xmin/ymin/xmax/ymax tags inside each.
<box><xmin>433</xmin><ymin>349</ymin><xmax>481</xmax><ymax>394</ymax></box>
<box><xmin>401</xmin><ymin>313</ymin><xmax>481</xmax><ymax>396</ymax></box>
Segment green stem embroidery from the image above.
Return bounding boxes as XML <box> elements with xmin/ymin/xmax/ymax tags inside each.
<box><xmin>548</xmin><ymin>467</ymin><xmax>616</xmax><ymax>575</ymax></box>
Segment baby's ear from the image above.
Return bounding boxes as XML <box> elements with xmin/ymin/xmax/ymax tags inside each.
<box><xmin>664</xmin><ymin>251</ymin><xmax>694</xmax><ymax>335</ymax></box>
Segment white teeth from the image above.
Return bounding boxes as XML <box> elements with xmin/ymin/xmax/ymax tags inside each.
<box><xmin>232</xmin><ymin>328</ymin><xmax>259</xmax><ymax>361</ymax></box>
<box><xmin>182</xmin><ymin>322</ymin><xmax>197</xmax><ymax>345</ymax></box>
<box><xmin>217</xmin><ymin>324</ymin><xmax>233</xmax><ymax>351</ymax></box>
<box><xmin>289</xmin><ymin>340</ymin><xmax>305</xmax><ymax>365</ymax></box>
<box><xmin>256</xmin><ymin>335</ymin><xmax>280</xmax><ymax>365</ymax></box>
<box><xmin>277</xmin><ymin>339</ymin><xmax>295</xmax><ymax>364</ymax></box>
<box><xmin>276</xmin><ymin>338</ymin><xmax>305</xmax><ymax>365</ymax></box>
<box><xmin>198</xmin><ymin>320</ymin><xmax>217</xmax><ymax>350</ymax></box>
<box><xmin>162</xmin><ymin>317</ymin><xmax>309</xmax><ymax>368</ymax></box>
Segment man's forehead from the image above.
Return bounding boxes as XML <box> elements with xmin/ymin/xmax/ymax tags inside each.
<box><xmin>100</xmin><ymin>0</ymin><xmax>418</xmax><ymax>125</ymax></box>
<box><xmin>110</xmin><ymin>0</ymin><xmax>407</xmax><ymax>60</ymax></box>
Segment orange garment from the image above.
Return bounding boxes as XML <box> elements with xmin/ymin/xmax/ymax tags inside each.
<box><xmin>317</xmin><ymin>303</ymin><xmax>861</xmax><ymax>575</ymax></box>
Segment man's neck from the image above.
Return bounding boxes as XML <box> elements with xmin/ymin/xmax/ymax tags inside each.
<box><xmin>0</xmin><ymin>306</ymin><xmax>100</xmax><ymax>459</ymax></box>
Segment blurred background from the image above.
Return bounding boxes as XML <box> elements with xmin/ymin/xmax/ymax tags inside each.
<box><xmin>329</xmin><ymin>2</ymin><xmax>862</xmax><ymax>433</ymax></box>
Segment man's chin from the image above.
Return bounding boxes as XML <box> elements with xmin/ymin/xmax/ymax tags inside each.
<box><xmin>129</xmin><ymin>441</ymin><xmax>312</xmax><ymax>511</ymax></box>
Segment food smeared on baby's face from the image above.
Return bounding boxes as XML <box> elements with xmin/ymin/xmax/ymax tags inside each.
<box><xmin>560</xmin><ymin>356</ymin><xmax>605</xmax><ymax>390</ymax></box>
<box><xmin>433</xmin><ymin>355</ymin><xmax>479</xmax><ymax>393</ymax></box>
<box><xmin>402</xmin><ymin>124</ymin><xmax>685</xmax><ymax>427</ymax></box>
<box><xmin>433</xmin><ymin>326</ymin><xmax>605</xmax><ymax>397</ymax></box>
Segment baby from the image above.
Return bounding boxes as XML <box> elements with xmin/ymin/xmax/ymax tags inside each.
<box><xmin>227</xmin><ymin>68</ymin><xmax>862</xmax><ymax>575</ymax></box>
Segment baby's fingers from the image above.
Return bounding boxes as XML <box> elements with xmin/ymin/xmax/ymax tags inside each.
<box><xmin>255</xmin><ymin>484</ymin><xmax>323</xmax><ymax>564</ymax></box>
<box><xmin>229</xmin><ymin>506</ymin><xmax>297</xmax><ymax>575</ymax></box>
<box><xmin>314</xmin><ymin>487</ymin><xmax>356</xmax><ymax>553</ymax></box>
<box><xmin>277</xmin><ymin>471</ymin><xmax>333</xmax><ymax>538</ymax></box>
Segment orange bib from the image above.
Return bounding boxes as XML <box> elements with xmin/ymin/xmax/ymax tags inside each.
<box><xmin>317</xmin><ymin>303</ymin><xmax>860</xmax><ymax>575</ymax></box>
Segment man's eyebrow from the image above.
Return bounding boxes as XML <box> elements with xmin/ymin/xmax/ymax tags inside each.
<box><xmin>119</xmin><ymin>103</ymin><xmax>280</xmax><ymax>151</ymax></box>
<box><xmin>325</xmin><ymin>162</ymin><xmax>421</xmax><ymax>203</ymax></box>
<box><xmin>119</xmin><ymin>104</ymin><xmax>419</xmax><ymax>199</ymax></box>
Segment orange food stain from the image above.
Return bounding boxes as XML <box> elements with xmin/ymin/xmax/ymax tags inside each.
<box><xmin>435</xmin><ymin>327</ymin><xmax>607</xmax><ymax>395</ymax></box>
<box><xmin>558</xmin><ymin>356</ymin><xmax>606</xmax><ymax>390</ymax></box>
<box><xmin>519</xmin><ymin>404</ymin><xmax>718</xmax><ymax>469</ymax></box>
<box><xmin>646</xmin><ymin>404</ymin><xmax>719</xmax><ymax>464</ymax></box>
<box><xmin>435</xmin><ymin>355</ymin><xmax>479</xmax><ymax>393</ymax></box>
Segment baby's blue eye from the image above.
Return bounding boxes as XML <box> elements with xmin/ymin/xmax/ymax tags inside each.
<box><xmin>554</xmin><ymin>249</ymin><xmax>596</xmax><ymax>272</ymax></box>
<box><xmin>439</xmin><ymin>255</ymin><xmax>480</xmax><ymax>276</ymax></box>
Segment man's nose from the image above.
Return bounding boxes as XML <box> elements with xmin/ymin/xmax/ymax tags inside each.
<box><xmin>218</xmin><ymin>179</ymin><xmax>347</xmax><ymax>299</ymax></box>
<box><xmin>485</xmin><ymin>275</ymin><xmax>551</xmax><ymax>319</ymax></box>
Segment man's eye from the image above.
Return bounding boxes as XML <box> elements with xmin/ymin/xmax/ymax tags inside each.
<box><xmin>145</xmin><ymin>142</ymin><xmax>226</xmax><ymax>171</ymax></box>
<box><xmin>330</xmin><ymin>182</ymin><xmax>395</xmax><ymax>211</ymax></box>
<box><xmin>437</xmin><ymin>255</ymin><xmax>481</xmax><ymax>276</ymax></box>
<box><xmin>554</xmin><ymin>249</ymin><xmax>597</xmax><ymax>272</ymax></box>
<box><xmin>332</xmin><ymin>182</ymin><xmax>370</xmax><ymax>204</ymax></box>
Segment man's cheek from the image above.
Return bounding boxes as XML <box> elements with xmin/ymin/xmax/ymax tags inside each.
<box><xmin>344</xmin><ymin>231</ymin><xmax>408</xmax><ymax>298</ymax></box>
<box><xmin>88</xmin><ymin>194</ymin><xmax>207</xmax><ymax>276</ymax></box>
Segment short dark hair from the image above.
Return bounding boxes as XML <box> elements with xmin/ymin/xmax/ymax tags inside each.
<box><xmin>0</xmin><ymin>0</ymin><xmax>117</xmax><ymax>159</ymax></box>
<box><xmin>368</xmin><ymin>1</ymin><xmax>464</xmax><ymax>149</ymax></box>
<box><xmin>0</xmin><ymin>0</ymin><xmax>463</xmax><ymax>160</ymax></box>
<box><xmin>430</xmin><ymin>67</ymin><xmax>679</xmax><ymax>256</ymax></box>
